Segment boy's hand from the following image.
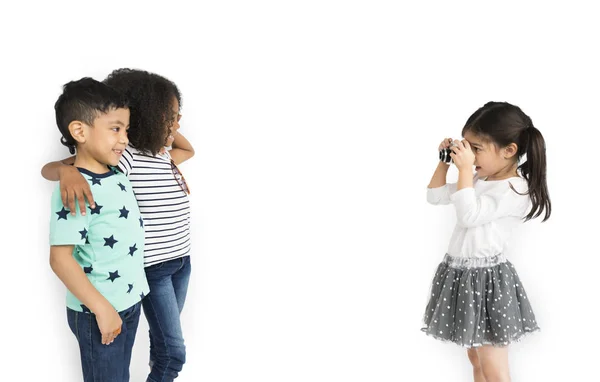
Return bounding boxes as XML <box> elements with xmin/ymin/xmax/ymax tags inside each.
<box><xmin>95</xmin><ymin>306</ymin><xmax>122</xmax><ymax>345</ymax></box>
<box><xmin>450</xmin><ymin>139</ymin><xmax>475</xmax><ymax>171</ymax></box>
<box><xmin>59</xmin><ymin>166</ymin><xmax>95</xmax><ymax>215</ymax></box>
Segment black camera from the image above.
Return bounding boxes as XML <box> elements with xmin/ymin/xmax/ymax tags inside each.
<box><xmin>439</xmin><ymin>142</ymin><xmax>456</xmax><ymax>164</ymax></box>
<box><xmin>439</xmin><ymin>147</ymin><xmax>453</xmax><ymax>164</ymax></box>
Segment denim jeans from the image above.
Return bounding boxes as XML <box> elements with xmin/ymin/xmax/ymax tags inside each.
<box><xmin>143</xmin><ymin>255</ymin><xmax>191</xmax><ymax>382</ymax></box>
<box><xmin>67</xmin><ymin>301</ymin><xmax>142</xmax><ymax>382</ymax></box>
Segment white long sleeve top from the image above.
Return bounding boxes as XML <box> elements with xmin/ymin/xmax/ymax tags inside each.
<box><xmin>427</xmin><ymin>175</ymin><xmax>531</xmax><ymax>258</ymax></box>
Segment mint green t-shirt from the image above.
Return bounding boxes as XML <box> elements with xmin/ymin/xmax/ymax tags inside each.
<box><xmin>49</xmin><ymin>167</ymin><xmax>149</xmax><ymax>313</ymax></box>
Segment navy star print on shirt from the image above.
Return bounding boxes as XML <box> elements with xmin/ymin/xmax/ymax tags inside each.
<box><xmin>79</xmin><ymin>228</ymin><xmax>88</xmax><ymax>240</ymax></box>
<box><xmin>139</xmin><ymin>217</ymin><xmax>144</xmax><ymax>228</ymax></box>
<box><xmin>84</xmin><ymin>265</ymin><xmax>93</xmax><ymax>274</ymax></box>
<box><xmin>118</xmin><ymin>182</ymin><xmax>126</xmax><ymax>191</ymax></box>
<box><xmin>104</xmin><ymin>235</ymin><xmax>118</xmax><ymax>248</ymax></box>
<box><xmin>88</xmin><ymin>203</ymin><xmax>103</xmax><ymax>215</ymax></box>
<box><xmin>56</xmin><ymin>207</ymin><xmax>69</xmax><ymax>220</ymax></box>
<box><xmin>107</xmin><ymin>271</ymin><xmax>120</xmax><ymax>282</ymax></box>
<box><xmin>90</xmin><ymin>177</ymin><xmax>101</xmax><ymax>186</ymax></box>
<box><xmin>127</xmin><ymin>283</ymin><xmax>134</xmax><ymax>293</ymax></box>
<box><xmin>128</xmin><ymin>243</ymin><xmax>138</xmax><ymax>256</ymax></box>
<box><xmin>119</xmin><ymin>206</ymin><xmax>130</xmax><ymax>219</ymax></box>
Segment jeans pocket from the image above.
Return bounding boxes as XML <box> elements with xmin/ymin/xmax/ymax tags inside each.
<box><xmin>121</xmin><ymin>302</ymin><xmax>139</xmax><ymax>321</ymax></box>
<box><xmin>149</xmin><ymin>261</ymin><xmax>166</xmax><ymax>271</ymax></box>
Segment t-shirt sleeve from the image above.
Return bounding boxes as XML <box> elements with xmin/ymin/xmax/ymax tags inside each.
<box><xmin>49</xmin><ymin>187</ymin><xmax>91</xmax><ymax>246</ymax></box>
<box><xmin>118</xmin><ymin>146</ymin><xmax>135</xmax><ymax>177</ymax></box>
<box><xmin>450</xmin><ymin>182</ymin><xmax>530</xmax><ymax>228</ymax></box>
<box><xmin>427</xmin><ymin>183</ymin><xmax>458</xmax><ymax>205</ymax></box>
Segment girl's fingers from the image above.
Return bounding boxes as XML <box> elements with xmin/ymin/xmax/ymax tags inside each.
<box><xmin>67</xmin><ymin>190</ymin><xmax>77</xmax><ymax>216</ymax></box>
<box><xmin>61</xmin><ymin>188</ymin><xmax>68</xmax><ymax>209</ymax></box>
<box><xmin>74</xmin><ymin>190</ymin><xmax>86</xmax><ymax>216</ymax></box>
<box><xmin>83</xmin><ymin>187</ymin><xmax>96</xmax><ymax>209</ymax></box>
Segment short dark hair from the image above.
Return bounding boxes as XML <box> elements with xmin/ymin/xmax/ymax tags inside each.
<box><xmin>54</xmin><ymin>77</ymin><xmax>128</xmax><ymax>154</ymax></box>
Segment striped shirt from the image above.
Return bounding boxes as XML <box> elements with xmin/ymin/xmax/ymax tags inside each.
<box><xmin>119</xmin><ymin>144</ymin><xmax>191</xmax><ymax>267</ymax></box>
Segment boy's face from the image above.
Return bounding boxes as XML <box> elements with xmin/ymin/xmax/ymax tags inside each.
<box><xmin>84</xmin><ymin>108</ymin><xmax>130</xmax><ymax>167</ymax></box>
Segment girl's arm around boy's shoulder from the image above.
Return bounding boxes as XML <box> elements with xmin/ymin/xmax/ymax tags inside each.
<box><xmin>41</xmin><ymin>156</ymin><xmax>75</xmax><ymax>181</ymax></box>
<box><xmin>41</xmin><ymin>156</ymin><xmax>95</xmax><ymax>216</ymax></box>
<box><xmin>169</xmin><ymin>132</ymin><xmax>195</xmax><ymax>165</ymax></box>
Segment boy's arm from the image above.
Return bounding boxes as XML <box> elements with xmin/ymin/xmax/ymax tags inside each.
<box><xmin>41</xmin><ymin>157</ymin><xmax>95</xmax><ymax>215</ymax></box>
<box><xmin>169</xmin><ymin>132</ymin><xmax>195</xmax><ymax>165</ymax></box>
<box><xmin>49</xmin><ymin>245</ymin><xmax>122</xmax><ymax>345</ymax></box>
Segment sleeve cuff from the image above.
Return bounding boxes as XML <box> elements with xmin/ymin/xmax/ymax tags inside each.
<box><xmin>427</xmin><ymin>184</ymin><xmax>453</xmax><ymax>205</ymax></box>
<box><xmin>427</xmin><ymin>184</ymin><xmax>446</xmax><ymax>196</ymax></box>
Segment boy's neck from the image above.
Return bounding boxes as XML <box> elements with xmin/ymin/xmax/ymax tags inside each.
<box><xmin>73</xmin><ymin>151</ymin><xmax>111</xmax><ymax>174</ymax></box>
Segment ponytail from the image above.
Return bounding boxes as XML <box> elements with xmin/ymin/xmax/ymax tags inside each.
<box><xmin>518</xmin><ymin>125</ymin><xmax>551</xmax><ymax>221</ymax></box>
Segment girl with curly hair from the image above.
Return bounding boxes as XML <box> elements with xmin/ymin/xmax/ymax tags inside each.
<box><xmin>43</xmin><ymin>68</ymin><xmax>195</xmax><ymax>381</ymax></box>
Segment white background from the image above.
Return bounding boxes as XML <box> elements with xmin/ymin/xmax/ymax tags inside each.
<box><xmin>1</xmin><ymin>1</ymin><xmax>598</xmax><ymax>381</ymax></box>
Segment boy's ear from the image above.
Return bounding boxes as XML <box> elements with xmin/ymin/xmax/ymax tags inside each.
<box><xmin>69</xmin><ymin>121</ymin><xmax>86</xmax><ymax>144</ymax></box>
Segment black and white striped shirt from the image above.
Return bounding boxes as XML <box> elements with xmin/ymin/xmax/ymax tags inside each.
<box><xmin>119</xmin><ymin>145</ymin><xmax>191</xmax><ymax>267</ymax></box>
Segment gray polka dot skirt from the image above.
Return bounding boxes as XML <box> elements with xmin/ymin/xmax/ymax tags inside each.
<box><xmin>421</xmin><ymin>254</ymin><xmax>539</xmax><ymax>348</ymax></box>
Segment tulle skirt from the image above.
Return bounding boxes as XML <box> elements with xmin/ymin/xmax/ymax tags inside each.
<box><xmin>421</xmin><ymin>254</ymin><xmax>539</xmax><ymax>348</ymax></box>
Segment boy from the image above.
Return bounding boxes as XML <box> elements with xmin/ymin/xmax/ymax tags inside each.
<box><xmin>49</xmin><ymin>77</ymin><xmax>149</xmax><ymax>381</ymax></box>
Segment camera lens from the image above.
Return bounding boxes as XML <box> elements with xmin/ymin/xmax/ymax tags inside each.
<box><xmin>439</xmin><ymin>148</ymin><xmax>452</xmax><ymax>164</ymax></box>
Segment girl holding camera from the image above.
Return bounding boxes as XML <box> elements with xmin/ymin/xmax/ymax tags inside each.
<box><xmin>422</xmin><ymin>101</ymin><xmax>551</xmax><ymax>382</ymax></box>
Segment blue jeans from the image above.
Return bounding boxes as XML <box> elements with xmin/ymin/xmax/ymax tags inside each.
<box><xmin>67</xmin><ymin>301</ymin><xmax>142</xmax><ymax>382</ymax></box>
<box><xmin>143</xmin><ymin>256</ymin><xmax>191</xmax><ymax>382</ymax></box>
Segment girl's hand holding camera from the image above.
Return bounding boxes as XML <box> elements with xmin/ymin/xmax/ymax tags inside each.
<box><xmin>438</xmin><ymin>138</ymin><xmax>454</xmax><ymax>152</ymax></box>
<box><xmin>449</xmin><ymin>139</ymin><xmax>475</xmax><ymax>172</ymax></box>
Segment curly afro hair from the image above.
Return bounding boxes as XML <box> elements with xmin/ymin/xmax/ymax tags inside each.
<box><xmin>103</xmin><ymin>68</ymin><xmax>182</xmax><ymax>156</ymax></box>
